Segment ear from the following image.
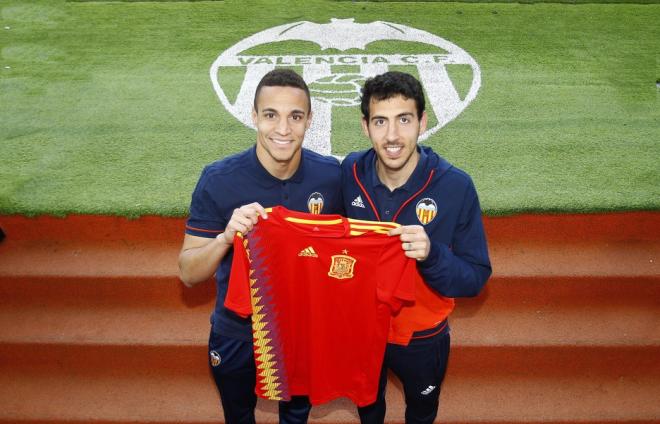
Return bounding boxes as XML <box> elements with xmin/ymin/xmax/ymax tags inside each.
<box><xmin>305</xmin><ymin>111</ymin><xmax>313</xmax><ymax>131</ymax></box>
<box><xmin>251</xmin><ymin>108</ymin><xmax>258</xmax><ymax>126</ymax></box>
<box><xmin>419</xmin><ymin>111</ymin><xmax>428</xmax><ymax>134</ymax></box>
<box><xmin>361</xmin><ymin>117</ymin><xmax>370</xmax><ymax>138</ymax></box>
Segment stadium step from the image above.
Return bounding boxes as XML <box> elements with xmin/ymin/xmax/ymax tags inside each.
<box><xmin>0</xmin><ymin>212</ymin><xmax>658</xmax><ymax>423</ymax></box>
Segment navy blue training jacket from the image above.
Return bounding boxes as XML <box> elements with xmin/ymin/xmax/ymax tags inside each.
<box><xmin>341</xmin><ymin>146</ymin><xmax>491</xmax><ymax>299</ymax></box>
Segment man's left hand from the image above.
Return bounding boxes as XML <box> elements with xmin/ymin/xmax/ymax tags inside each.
<box><xmin>389</xmin><ymin>225</ymin><xmax>431</xmax><ymax>261</ymax></box>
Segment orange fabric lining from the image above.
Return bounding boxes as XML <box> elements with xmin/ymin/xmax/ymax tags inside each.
<box><xmin>388</xmin><ymin>278</ymin><xmax>454</xmax><ymax>345</ymax></box>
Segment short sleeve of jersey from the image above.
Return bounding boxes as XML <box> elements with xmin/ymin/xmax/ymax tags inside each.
<box><xmin>224</xmin><ymin>234</ymin><xmax>253</xmax><ymax>318</ymax></box>
<box><xmin>376</xmin><ymin>242</ymin><xmax>418</xmax><ymax>312</ymax></box>
<box><xmin>185</xmin><ymin>166</ymin><xmax>227</xmax><ymax>238</ymax></box>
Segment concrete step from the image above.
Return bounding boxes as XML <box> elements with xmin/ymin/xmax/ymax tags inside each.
<box><xmin>1</xmin><ymin>294</ymin><xmax>657</xmax><ymax>349</ymax></box>
<box><xmin>2</xmin><ymin>275</ymin><xmax>657</xmax><ymax>347</ymax></box>
<box><xmin>1</xmin><ymin>275</ymin><xmax>657</xmax><ymax>423</ymax></box>
<box><xmin>0</xmin><ymin>275</ymin><xmax>215</xmax><ymax>309</ymax></box>
<box><xmin>3</xmin><ymin>341</ymin><xmax>657</xmax><ymax>380</ymax></box>
<box><xmin>1</xmin><ymin>342</ymin><xmax>658</xmax><ymax>423</ymax></box>
<box><xmin>1</xmin><ymin>236</ymin><xmax>657</xmax><ymax>280</ymax></box>
<box><xmin>1</xmin><ymin>212</ymin><xmax>658</xmax><ymax>280</ymax></box>
<box><xmin>2</xmin><ymin>212</ymin><xmax>658</xmax><ymax>243</ymax></box>
<box><xmin>454</xmin><ymin>276</ymin><xmax>660</xmax><ymax>347</ymax></box>
<box><xmin>0</xmin><ymin>212</ymin><xmax>658</xmax><ymax>423</ymax></box>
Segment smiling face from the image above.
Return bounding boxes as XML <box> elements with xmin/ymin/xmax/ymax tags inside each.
<box><xmin>252</xmin><ymin>85</ymin><xmax>312</xmax><ymax>179</ymax></box>
<box><xmin>362</xmin><ymin>95</ymin><xmax>427</xmax><ymax>187</ymax></box>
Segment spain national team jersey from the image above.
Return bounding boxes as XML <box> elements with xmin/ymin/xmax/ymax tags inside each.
<box><xmin>225</xmin><ymin>206</ymin><xmax>419</xmax><ymax>406</ymax></box>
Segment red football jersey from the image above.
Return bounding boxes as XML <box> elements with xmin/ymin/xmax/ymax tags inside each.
<box><xmin>225</xmin><ymin>206</ymin><xmax>418</xmax><ymax>406</ymax></box>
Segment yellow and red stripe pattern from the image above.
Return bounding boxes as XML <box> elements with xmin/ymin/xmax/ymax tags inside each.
<box><xmin>348</xmin><ymin>218</ymin><xmax>400</xmax><ymax>236</ymax></box>
<box><xmin>243</xmin><ymin>236</ymin><xmax>289</xmax><ymax>401</ymax></box>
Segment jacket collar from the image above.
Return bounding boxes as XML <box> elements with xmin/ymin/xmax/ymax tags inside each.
<box><xmin>363</xmin><ymin>145</ymin><xmax>448</xmax><ymax>192</ymax></box>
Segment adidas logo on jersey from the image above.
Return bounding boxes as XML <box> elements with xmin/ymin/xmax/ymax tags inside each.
<box><xmin>420</xmin><ymin>385</ymin><xmax>436</xmax><ymax>395</ymax></box>
<box><xmin>298</xmin><ymin>246</ymin><xmax>318</xmax><ymax>258</ymax></box>
<box><xmin>351</xmin><ymin>195</ymin><xmax>365</xmax><ymax>208</ymax></box>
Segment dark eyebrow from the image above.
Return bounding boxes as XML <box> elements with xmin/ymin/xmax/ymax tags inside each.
<box><xmin>370</xmin><ymin>112</ymin><xmax>413</xmax><ymax>122</ymax></box>
<box><xmin>260</xmin><ymin>108</ymin><xmax>307</xmax><ymax>116</ymax></box>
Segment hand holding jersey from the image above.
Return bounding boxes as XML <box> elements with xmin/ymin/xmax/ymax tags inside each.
<box><xmin>217</xmin><ymin>202</ymin><xmax>269</xmax><ymax>247</ymax></box>
<box><xmin>389</xmin><ymin>225</ymin><xmax>431</xmax><ymax>261</ymax></box>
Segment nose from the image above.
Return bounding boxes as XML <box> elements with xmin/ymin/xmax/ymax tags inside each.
<box><xmin>385</xmin><ymin>121</ymin><xmax>399</xmax><ymax>142</ymax></box>
<box><xmin>275</xmin><ymin>116</ymin><xmax>291</xmax><ymax>135</ymax></box>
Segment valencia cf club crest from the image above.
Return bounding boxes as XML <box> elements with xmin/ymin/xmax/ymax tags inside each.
<box><xmin>210</xmin><ymin>350</ymin><xmax>221</xmax><ymax>367</ymax></box>
<box><xmin>307</xmin><ymin>192</ymin><xmax>324</xmax><ymax>214</ymax></box>
<box><xmin>416</xmin><ymin>198</ymin><xmax>438</xmax><ymax>225</ymax></box>
<box><xmin>328</xmin><ymin>250</ymin><xmax>356</xmax><ymax>280</ymax></box>
<box><xmin>211</xmin><ymin>19</ymin><xmax>481</xmax><ymax>157</ymax></box>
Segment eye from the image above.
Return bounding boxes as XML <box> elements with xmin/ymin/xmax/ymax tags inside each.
<box><xmin>291</xmin><ymin>114</ymin><xmax>303</xmax><ymax>121</ymax></box>
<box><xmin>400</xmin><ymin>116</ymin><xmax>410</xmax><ymax>124</ymax></box>
<box><xmin>373</xmin><ymin>118</ymin><xmax>385</xmax><ymax>126</ymax></box>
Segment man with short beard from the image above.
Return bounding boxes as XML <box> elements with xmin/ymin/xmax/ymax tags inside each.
<box><xmin>342</xmin><ymin>71</ymin><xmax>492</xmax><ymax>424</ymax></box>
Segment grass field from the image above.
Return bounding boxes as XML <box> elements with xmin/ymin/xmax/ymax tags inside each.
<box><xmin>1</xmin><ymin>0</ymin><xmax>658</xmax><ymax>217</ymax></box>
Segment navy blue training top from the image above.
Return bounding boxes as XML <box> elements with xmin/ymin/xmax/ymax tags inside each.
<box><xmin>186</xmin><ymin>145</ymin><xmax>343</xmax><ymax>340</ymax></box>
<box><xmin>342</xmin><ymin>146</ymin><xmax>491</xmax><ymax>302</ymax></box>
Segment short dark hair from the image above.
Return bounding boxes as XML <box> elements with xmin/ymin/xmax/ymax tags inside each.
<box><xmin>360</xmin><ymin>71</ymin><xmax>425</xmax><ymax>120</ymax></box>
<box><xmin>253</xmin><ymin>68</ymin><xmax>311</xmax><ymax>112</ymax></box>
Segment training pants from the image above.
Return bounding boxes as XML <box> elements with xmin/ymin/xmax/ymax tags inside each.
<box><xmin>358</xmin><ymin>331</ymin><xmax>451</xmax><ymax>424</ymax></box>
<box><xmin>208</xmin><ymin>328</ymin><xmax>311</xmax><ymax>424</ymax></box>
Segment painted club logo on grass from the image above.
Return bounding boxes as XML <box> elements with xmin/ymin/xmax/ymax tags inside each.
<box><xmin>210</xmin><ymin>19</ymin><xmax>481</xmax><ymax>156</ymax></box>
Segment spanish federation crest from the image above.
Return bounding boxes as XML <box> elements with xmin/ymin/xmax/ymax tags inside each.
<box><xmin>307</xmin><ymin>192</ymin><xmax>324</xmax><ymax>214</ymax></box>
<box><xmin>416</xmin><ymin>198</ymin><xmax>438</xmax><ymax>225</ymax></box>
<box><xmin>328</xmin><ymin>251</ymin><xmax>356</xmax><ymax>280</ymax></box>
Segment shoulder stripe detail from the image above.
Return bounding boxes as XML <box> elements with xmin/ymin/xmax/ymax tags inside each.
<box><xmin>285</xmin><ymin>217</ymin><xmax>343</xmax><ymax>225</ymax></box>
<box><xmin>347</xmin><ymin>218</ymin><xmax>399</xmax><ymax>227</ymax></box>
<box><xmin>349</xmin><ymin>222</ymin><xmax>399</xmax><ymax>230</ymax></box>
<box><xmin>185</xmin><ymin>225</ymin><xmax>223</xmax><ymax>234</ymax></box>
<box><xmin>349</xmin><ymin>224</ymin><xmax>397</xmax><ymax>233</ymax></box>
<box><xmin>350</xmin><ymin>229</ymin><xmax>390</xmax><ymax>236</ymax></box>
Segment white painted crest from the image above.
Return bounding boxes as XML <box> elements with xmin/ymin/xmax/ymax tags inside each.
<box><xmin>210</xmin><ymin>18</ymin><xmax>481</xmax><ymax>156</ymax></box>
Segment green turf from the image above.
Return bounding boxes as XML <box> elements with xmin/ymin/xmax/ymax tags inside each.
<box><xmin>344</xmin><ymin>0</ymin><xmax>660</xmax><ymax>4</ymax></box>
<box><xmin>1</xmin><ymin>0</ymin><xmax>658</xmax><ymax>217</ymax></box>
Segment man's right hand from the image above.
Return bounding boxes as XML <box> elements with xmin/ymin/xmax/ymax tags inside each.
<box><xmin>179</xmin><ymin>202</ymin><xmax>268</xmax><ymax>287</ymax></box>
<box><xmin>219</xmin><ymin>202</ymin><xmax>269</xmax><ymax>246</ymax></box>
